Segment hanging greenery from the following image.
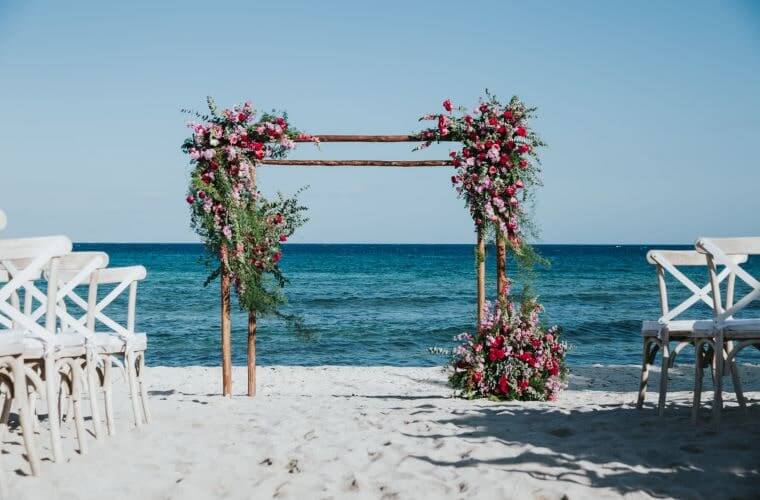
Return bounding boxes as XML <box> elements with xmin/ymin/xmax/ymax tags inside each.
<box><xmin>182</xmin><ymin>97</ymin><xmax>316</xmax><ymax>315</ymax></box>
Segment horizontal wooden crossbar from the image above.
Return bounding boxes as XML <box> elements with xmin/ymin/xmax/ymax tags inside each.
<box><xmin>260</xmin><ymin>160</ymin><xmax>452</xmax><ymax>167</ymax></box>
<box><xmin>294</xmin><ymin>134</ymin><xmax>426</xmax><ymax>143</ymax></box>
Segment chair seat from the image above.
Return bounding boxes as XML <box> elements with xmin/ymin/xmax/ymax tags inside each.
<box><xmin>693</xmin><ymin>318</ymin><xmax>760</xmax><ymax>338</ymax></box>
<box><xmin>23</xmin><ymin>334</ymin><xmax>87</xmax><ymax>359</ymax></box>
<box><xmin>92</xmin><ymin>332</ymin><xmax>147</xmax><ymax>354</ymax></box>
<box><xmin>0</xmin><ymin>331</ymin><xmax>26</xmax><ymax>357</ymax></box>
<box><xmin>641</xmin><ymin>320</ymin><xmax>702</xmax><ymax>336</ymax></box>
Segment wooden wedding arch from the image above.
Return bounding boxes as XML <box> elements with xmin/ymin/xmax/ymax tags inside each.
<box><xmin>221</xmin><ymin>134</ymin><xmax>509</xmax><ymax>397</ymax></box>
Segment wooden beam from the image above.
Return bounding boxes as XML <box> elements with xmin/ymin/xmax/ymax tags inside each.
<box><xmin>295</xmin><ymin>134</ymin><xmax>425</xmax><ymax>142</ymax></box>
<box><xmin>260</xmin><ymin>160</ymin><xmax>452</xmax><ymax>167</ymax></box>
<box><xmin>220</xmin><ymin>245</ymin><xmax>232</xmax><ymax>398</ymax></box>
<box><xmin>476</xmin><ymin>226</ymin><xmax>486</xmax><ymax>328</ymax></box>
<box><xmin>247</xmin><ymin>310</ymin><xmax>256</xmax><ymax>397</ymax></box>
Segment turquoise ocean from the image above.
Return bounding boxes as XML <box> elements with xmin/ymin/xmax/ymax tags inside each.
<box><xmin>76</xmin><ymin>243</ymin><xmax>760</xmax><ymax>367</ymax></box>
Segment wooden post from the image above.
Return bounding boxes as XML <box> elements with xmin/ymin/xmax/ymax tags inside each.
<box><xmin>476</xmin><ymin>226</ymin><xmax>486</xmax><ymax>328</ymax></box>
<box><xmin>247</xmin><ymin>310</ymin><xmax>256</xmax><ymax>397</ymax></box>
<box><xmin>220</xmin><ymin>246</ymin><xmax>232</xmax><ymax>397</ymax></box>
<box><xmin>496</xmin><ymin>230</ymin><xmax>508</xmax><ymax>307</ymax></box>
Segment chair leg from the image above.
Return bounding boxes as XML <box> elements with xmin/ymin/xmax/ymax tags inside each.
<box><xmin>658</xmin><ymin>341</ymin><xmax>670</xmax><ymax>416</ymax></box>
<box><xmin>692</xmin><ymin>342</ymin><xmax>705</xmax><ymax>424</ymax></box>
<box><xmin>44</xmin><ymin>357</ymin><xmax>64</xmax><ymax>463</ymax></box>
<box><xmin>102</xmin><ymin>356</ymin><xmax>115</xmax><ymax>436</ymax></box>
<box><xmin>136</xmin><ymin>352</ymin><xmax>151</xmax><ymax>424</ymax></box>
<box><xmin>712</xmin><ymin>334</ymin><xmax>724</xmax><ymax>427</ymax></box>
<box><xmin>125</xmin><ymin>352</ymin><xmax>143</xmax><ymax>429</ymax></box>
<box><xmin>85</xmin><ymin>356</ymin><xmax>104</xmax><ymax>440</ymax></box>
<box><xmin>68</xmin><ymin>362</ymin><xmax>87</xmax><ymax>455</ymax></box>
<box><xmin>637</xmin><ymin>340</ymin><xmax>653</xmax><ymax>409</ymax></box>
<box><xmin>729</xmin><ymin>361</ymin><xmax>747</xmax><ymax>413</ymax></box>
<box><xmin>28</xmin><ymin>391</ymin><xmax>40</xmax><ymax>434</ymax></box>
<box><xmin>13</xmin><ymin>358</ymin><xmax>40</xmax><ymax>476</ymax></box>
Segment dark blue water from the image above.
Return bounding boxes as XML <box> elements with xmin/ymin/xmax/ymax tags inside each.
<box><xmin>75</xmin><ymin>244</ymin><xmax>760</xmax><ymax>367</ymax></box>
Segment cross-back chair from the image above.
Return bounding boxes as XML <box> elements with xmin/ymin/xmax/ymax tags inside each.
<box><xmin>696</xmin><ymin>236</ymin><xmax>760</xmax><ymax>424</ymax></box>
<box><xmin>67</xmin><ymin>264</ymin><xmax>150</xmax><ymax>431</ymax></box>
<box><xmin>0</xmin><ymin>235</ymin><xmax>81</xmax><ymax>464</ymax></box>
<box><xmin>637</xmin><ymin>249</ymin><xmax>747</xmax><ymax>415</ymax></box>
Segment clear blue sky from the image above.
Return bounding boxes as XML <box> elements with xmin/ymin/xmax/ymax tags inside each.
<box><xmin>1</xmin><ymin>0</ymin><xmax>758</xmax><ymax>244</ymax></box>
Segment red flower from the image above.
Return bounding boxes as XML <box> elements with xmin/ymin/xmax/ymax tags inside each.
<box><xmin>518</xmin><ymin>379</ymin><xmax>530</xmax><ymax>391</ymax></box>
<box><xmin>452</xmin><ymin>158</ymin><xmax>461</xmax><ymax>167</ymax></box>
<box><xmin>515</xmin><ymin>126</ymin><xmax>527</xmax><ymax>137</ymax></box>
<box><xmin>451</xmin><ymin>175</ymin><xmax>459</xmax><ymax>184</ymax></box>
<box><xmin>491</xmin><ymin>335</ymin><xmax>505</xmax><ymax>348</ymax></box>
<box><xmin>479</xmin><ymin>103</ymin><xmax>489</xmax><ymax>113</ymax></box>
<box><xmin>497</xmin><ymin>125</ymin><xmax>507</xmax><ymax>135</ymax></box>
<box><xmin>488</xmin><ymin>117</ymin><xmax>498</xmax><ymax>126</ymax></box>
<box><xmin>462</xmin><ymin>148</ymin><xmax>471</xmax><ymax>158</ymax></box>
<box><xmin>498</xmin><ymin>375</ymin><xmax>509</xmax><ymax>394</ymax></box>
<box><xmin>464</xmin><ymin>115</ymin><xmax>473</xmax><ymax>125</ymax></box>
<box><xmin>197</xmin><ymin>191</ymin><xmax>206</xmax><ymax>199</ymax></box>
<box><xmin>503</xmin><ymin>110</ymin><xmax>513</xmax><ymax>121</ymax></box>
<box><xmin>272</xmin><ymin>252</ymin><xmax>282</xmax><ymax>263</ymax></box>
<box><xmin>442</xmin><ymin>99</ymin><xmax>453</xmax><ymax>112</ymax></box>
<box><xmin>279</xmin><ymin>234</ymin><xmax>288</xmax><ymax>242</ymax></box>
<box><xmin>518</xmin><ymin>144</ymin><xmax>530</xmax><ymax>154</ymax></box>
<box><xmin>472</xmin><ymin>371</ymin><xmax>483</xmax><ymax>384</ymax></box>
<box><xmin>185</xmin><ymin>195</ymin><xmax>195</xmax><ymax>204</ymax></box>
<box><xmin>488</xmin><ymin>347</ymin><xmax>506</xmax><ymax>361</ymax></box>
<box><xmin>519</xmin><ymin>159</ymin><xmax>528</xmax><ymax>169</ymax></box>
<box><xmin>489</xmin><ymin>166</ymin><xmax>497</xmax><ymax>174</ymax></box>
<box><xmin>499</xmin><ymin>154</ymin><xmax>510</xmax><ymax>166</ymax></box>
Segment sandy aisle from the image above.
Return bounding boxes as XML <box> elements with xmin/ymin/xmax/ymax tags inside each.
<box><xmin>4</xmin><ymin>364</ymin><xmax>760</xmax><ymax>499</ymax></box>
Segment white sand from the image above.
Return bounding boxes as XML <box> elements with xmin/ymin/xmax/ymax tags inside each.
<box><xmin>4</xmin><ymin>364</ymin><xmax>760</xmax><ymax>499</ymax></box>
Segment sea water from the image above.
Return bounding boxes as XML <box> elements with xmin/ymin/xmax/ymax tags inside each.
<box><xmin>76</xmin><ymin>243</ymin><xmax>760</xmax><ymax>367</ymax></box>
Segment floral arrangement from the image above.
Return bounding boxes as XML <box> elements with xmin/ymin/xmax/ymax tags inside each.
<box><xmin>417</xmin><ymin>91</ymin><xmax>545</xmax><ymax>252</ymax></box>
<box><xmin>182</xmin><ymin>98</ymin><xmax>314</xmax><ymax>315</ymax></box>
<box><xmin>418</xmin><ymin>92</ymin><xmax>566</xmax><ymax>401</ymax></box>
<box><xmin>449</xmin><ymin>299</ymin><xmax>567</xmax><ymax>401</ymax></box>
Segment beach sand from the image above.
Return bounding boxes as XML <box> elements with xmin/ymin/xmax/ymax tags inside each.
<box><xmin>4</xmin><ymin>364</ymin><xmax>760</xmax><ymax>499</ymax></box>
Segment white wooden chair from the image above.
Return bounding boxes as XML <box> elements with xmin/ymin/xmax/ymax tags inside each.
<box><xmin>0</xmin><ymin>235</ymin><xmax>86</xmax><ymax>464</ymax></box>
<box><xmin>637</xmin><ymin>250</ymin><xmax>747</xmax><ymax>415</ymax></box>
<box><xmin>53</xmin><ymin>261</ymin><xmax>150</xmax><ymax>432</ymax></box>
<box><xmin>695</xmin><ymin>237</ymin><xmax>760</xmax><ymax>424</ymax></box>
<box><xmin>83</xmin><ymin>265</ymin><xmax>150</xmax><ymax>431</ymax></box>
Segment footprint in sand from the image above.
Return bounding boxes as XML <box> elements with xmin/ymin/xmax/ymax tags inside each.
<box><xmin>287</xmin><ymin>458</ymin><xmax>301</xmax><ymax>473</ymax></box>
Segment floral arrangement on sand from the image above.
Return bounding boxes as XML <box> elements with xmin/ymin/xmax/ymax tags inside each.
<box><xmin>418</xmin><ymin>92</ymin><xmax>567</xmax><ymax>401</ymax></box>
<box><xmin>182</xmin><ymin>98</ymin><xmax>316</xmax><ymax>315</ymax></box>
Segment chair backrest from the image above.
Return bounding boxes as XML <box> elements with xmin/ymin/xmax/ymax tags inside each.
<box><xmin>646</xmin><ymin>249</ymin><xmax>747</xmax><ymax>324</ymax></box>
<box><xmin>0</xmin><ymin>236</ymin><xmax>72</xmax><ymax>340</ymax></box>
<box><xmin>696</xmin><ymin>237</ymin><xmax>760</xmax><ymax>322</ymax></box>
<box><xmin>84</xmin><ymin>266</ymin><xmax>147</xmax><ymax>337</ymax></box>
